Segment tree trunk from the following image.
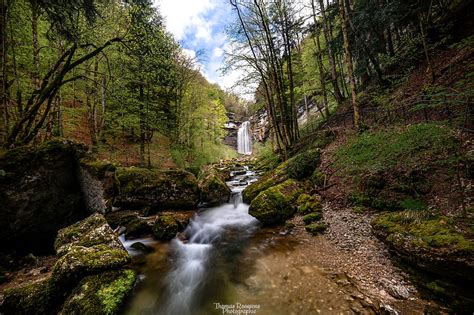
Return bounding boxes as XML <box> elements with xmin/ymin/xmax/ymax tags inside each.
<box><xmin>0</xmin><ymin>0</ymin><xmax>7</xmax><ymax>144</ymax></box>
<box><xmin>139</xmin><ymin>82</ymin><xmax>145</xmax><ymax>166</ymax></box>
<box><xmin>31</xmin><ymin>1</ymin><xmax>40</xmax><ymax>89</ymax></box>
<box><xmin>311</xmin><ymin>0</ymin><xmax>329</xmax><ymax>118</ymax></box>
<box><xmin>339</xmin><ymin>0</ymin><xmax>360</xmax><ymax>129</ymax></box>
<box><xmin>318</xmin><ymin>0</ymin><xmax>344</xmax><ymax>104</ymax></box>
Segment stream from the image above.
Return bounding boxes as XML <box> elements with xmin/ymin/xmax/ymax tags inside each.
<box><xmin>125</xmin><ymin>166</ymin><xmax>264</xmax><ymax>315</ymax></box>
<box><xmin>122</xmin><ymin>164</ymin><xmax>439</xmax><ymax>315</ymax></box>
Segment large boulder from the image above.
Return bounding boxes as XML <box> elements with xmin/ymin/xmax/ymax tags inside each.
<box><xmin>1</xmin><ymin>213</ymin><xmax>134</xmax><ymax>314</ymax></box>
<box><xmin>54</xmin><ymin>213</ymin><xmax>124</xmax><ymax>257</ymax></box>
<box><xmin>79</xmin><ymin>159</ymin><xmax>117</xmax><ymax>214</ymax></box>
<box><xmin>106</xmin><ymin>211</ymin><xmax>152</xmax><ymax>240</ymax></box>
<box><xmin>243</xmin><ymin>149</ymin><xmax>320</xmax><ymax>203</ymax></box>
<box><xmin>52</xmin><ymin>214</ymin><xmax>130</xmax><ymax>285</ymax></box>
<box><xmin>60</xmin><ymin>269</ymin><xmax>136</xmax><ymax>314</ymax></box>
<box><xmin>114</xmin><ymin>167</ymin><xmax>199</xmax><ymax>210</ymax></box>
<box><xmin>249</xmin><ymin>179</ymin><xmax>303</xmax><ymax>225</ymax></box>
<box><xmin>152</xmin><ymin>214</ymin><xmax>187</xmax><ymax>240</ymax></box>
<box><xmin>372</xmin><ymin>211</ymin><xmax>474</xmax><ymax>283</ymax></box>
<box><xmin>0</xmin><ymin>277</ymin><xmax>60</xmax><ymax>315</ymax></box>
<box><xmin>198</xmin><ymin>165</ymin><xmax>231</xmax><ymax>205</ymax></box>
<box><xmin>0</xmin><ymin>140</ymin><xmax>88</xmax><ymax>254</ymax></box>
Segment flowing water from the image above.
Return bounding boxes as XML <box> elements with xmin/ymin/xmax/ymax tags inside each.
<box><xmin>237</xmin><ymin>121</ymin><xmax>252</xmax><ymax>155</ymax></box>
<box><xmin>125</xmin><ymin>167</ymin><xmax>262</xmax><ymax>315</ymax></box>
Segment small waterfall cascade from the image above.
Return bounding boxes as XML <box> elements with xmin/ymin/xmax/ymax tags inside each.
<box><xmin>150</xmin><ymin>166</ymin><xmax>260</xmax><ymax>315</ymax></box>
<box><xmin>237</xmin><ymin>121</ymin><xmax>252</xmax><ymax>155</ymax></box>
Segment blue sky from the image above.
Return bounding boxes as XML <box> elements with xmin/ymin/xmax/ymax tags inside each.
<box><xmin>153</xmin><ymin>0</ymin><xmax>244</xmax><ymax>94</ymax></box>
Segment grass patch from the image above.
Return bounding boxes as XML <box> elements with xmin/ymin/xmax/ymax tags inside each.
<box><xmin>334</xmin><ymin>123</ymin><xmax>458</xmax><ymax>174</ymax></box>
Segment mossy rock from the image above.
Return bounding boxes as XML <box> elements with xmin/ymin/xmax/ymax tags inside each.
<box><xmin>296</xmin><ymin>194</ymin><xmax>322</xmax><ymax>214</ymax></box>
<box><xmin>303</xmin><ymin>212</ymin><xmax>322</xmax><ymax>224</ymax></box>
<box><xmin>114</xmin><ymin>167</ymin><xmax>199</xmax><ymax>209</ymax></box>
<box><xmin>152</xmin><ymin>215</ymin><xmax>180</xmax><ymax>240</ymax></box>
<box><xmin>60</xmin><ymin>269</ymin><xmax>136</xmax><ymax>315</ymax></box>
<box><xmin>305</xmin><ymin>222</ymin><xmax>327</xmax><ymax>235</ymax></box>
<box><xmin>0</xmin><ymin>139</ymin><xmax>88</xmax><ymax>254</ymax></box>
<box><xmin>310</xmin><ymin>169</ymin><xmax>325</xmax><ymax>187</ymax></box>
<box><xmin>248</xmin><ymin>179</ymin><xmax>303</xmax><ymax>226</ymax></box>
<box><xmin>284</xmin><ymin>149</ymin><xmax>320</xmax><ymax>180</ymax></box>
<box><xmin>55</xmin><ymin>213</ymin><xmax>124</xmax><ymax>257</ymax></box>
<box><xmin>242</xmin><ymin>172</ymin><xmax>285</xmax><ymax>204</ymax></box>
<box><xmin>0</xmin><ymin>277</ymin><xmax>60</xmax><ymax>315</ymax></box>
<box><xmin>372</xmin><ymin>211</ymin><xmax>474</xmax><ymax>282</ymax></box>
<box><xmin>243</xmin><ymin>149</ymin><xmax>320</xmax><ymax>204</ymax></box>
<box><xmin>52</xmin><ymin>245</ymin><xmax>130</xmax><ymax>285</ymax></box>
<box><xmin>80</xmin><ymin>158</ymin><xmax>117</xmax><ymax>179</ymax></box>
<box><xmin>198</xmin><ymin>165</ymin><xmax>231</xmax><ymax>205</ymax></box>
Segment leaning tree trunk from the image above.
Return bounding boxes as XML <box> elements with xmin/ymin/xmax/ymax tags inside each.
<box><xmin>339</xmin><ymin>0</ymin><xmax>360</xmax><ymax>129</ymax></box>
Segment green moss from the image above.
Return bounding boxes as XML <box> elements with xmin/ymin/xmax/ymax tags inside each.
<box><xmin>373</xmin><ymin>211</ymin><xmax>474</xmax><ymax>252</ymax></box>
<box><xmin>1</xmin><ymin>277</ymin><xmax>57</xmax><ymax>314</ymax></box>
<box><xmin>303</xmin><ymin>212</ymin><xmax>322</xmax><ymax>224</ymax></box>
<box><xmin>61</xmin><ymin>269</ymin><xmax>136</xmax><ymax>315</ymax></box>
<box><xmin>352</xmin><ymin>206</ymin><xmax>368</xmax><ymax>214</ymax></box>
<box><xmin>52</xmin><ymin>245</ymin><xmax>130</xmax><ymax>284</ymax></box>
<box><xmin>334</xmin><ymin>123</ymin><xmax>458</xmax><ymax>174</ymax></box>
<box><xmin>248</xmin><ymin>179</ymin><xmax>303</xmax><ymax>225</ymax></box>
<box><xmin>296</xmin><ymin>193</ymin><xmax>322</xmax><ymax>214</ymax></box>
<box><xmin>284</xmin><ymin>149</ymin><xmax>320</xmax><ymax>180</ymax></box>
<box><xmin>243</xmin><ymin>173</ymin><xmax>283</xmax><ymax>204</ymax></box>
<box><xmin>55</xmin><ymin>213</ymin><xmax>110</xmax><ymax>254</ymax></box>
<box><xmin>305</xmin><ymin>222</ymin><xmax>327</xmax><ymax>235</ymax></box>
<box><xmin>81</xmin><ymin>159</ymin><xmax>117</xmax><ymax>178</ymax></box>
<box><xmin>310</xmin><ymin>169</ymin><xmax>325</xmax><ymax>187</ymax></box>
<box><xmin>152</xmin><ymin>215</ymin><xmax>179</xmax><ymax>240</ymax></box>
<box><xmin>398</xmin><ymin>198</ymin><xmax>427</xmax><ymax>211</ymax></box>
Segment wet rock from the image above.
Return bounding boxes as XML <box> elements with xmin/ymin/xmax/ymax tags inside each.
<box><xmin>52</xmin><ymin>245</ymin><xmax>130</xmax><ymax>285</ymax></box>
<box><xmin>114</xmin><ymin>167</ymin><xmax>199</xmax><ymax>209</ymax></box>
<box><xmin>198</xmin><ymin>165</ymin><xmax>231</xmax><ymax>205</ymax></box>
<box><xmin>60</xmin><ymin>269</ymin><xmax>136</xmax><ymax>314</ymax></box>
<box><xmin>0</xmin><ymin>140</ymin><xmax>88</xmax><ymax>254</ymax></box>
<box><xmin>152</xmin><ymin>215</ymin><xmax>180</xmax><ymax>240</ymax></box>
<box><xmin>130</xmin><ymin>242</ymin><xmax>153</xmax><ymax>253</ymax></box>
<box><xmin>249</xmin><ymin>179</ymin><xmax>303</xmax><ymax>225</ymax></box>
<box><xmin>55</xmin><ymin>213</ymin><xmax>124</xmax><ymax>257</ymax></box>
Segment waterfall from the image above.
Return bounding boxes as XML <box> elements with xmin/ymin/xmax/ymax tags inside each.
<box><xmin>237</xmin><ymin>121</ymin><xmax>252</xmax><ymax>155</ymax></box>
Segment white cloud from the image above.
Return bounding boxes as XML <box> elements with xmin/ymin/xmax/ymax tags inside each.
<box><xmin>154</xmin><ymin>0</ymin><xmax>215</xmax><ymax>41</ymax></box>
<box><xmin>155</xmin><ymin>0</ymin><xmax>252</xmax><ymax>100</ymax></box>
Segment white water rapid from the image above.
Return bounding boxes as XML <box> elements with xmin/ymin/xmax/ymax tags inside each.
<box><xmin>237</xmin><ymin>121</ymin><xmax>252</xmax><ymax>155</ymax></box>
<box><xmin>154</xmin><ymin>167</ymin><xmax>260</xmax><ymax>315</ymax></box>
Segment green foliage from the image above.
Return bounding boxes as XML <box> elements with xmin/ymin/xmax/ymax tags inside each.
<box><xmin>303</xmin><ymin>212</ymin><xmax>322</xmax><ymax>224</ymax></box>
<box><xmin>399</xmin><ymin>198</ymin><xmax>427</xmax><ymax>211</ymax></box>
<box><xmin>305</xmin><ymin>222</ymin><xmax>327</xmax><ymax>235</ymax></box>
<box><xmin>284</xmin><ymin>149</ymin><xmax>320</xmax><ymax>180</ymax></box>
<box><xmin>335</xmin><ymin>123</ymin><xmax>458</xmax><ymax>174</ymax></box>
<box><xmin>254</xmin><ymin>141</ymin><xmax>282</xmax><ymax>171</ymax></box>
<box><xmin>373</xmin><ymin>212</ymin><xmax>473</xmax><ymax>251</ymax></box>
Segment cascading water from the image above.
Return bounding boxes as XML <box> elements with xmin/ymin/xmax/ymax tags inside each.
<box><xmin>237</xmin><ymin>121</ymin><xmax>252</xmax><ymax>155</ymax></box>
<box><xmin>128</xmin><ymin>166</ymin><xmax>260</xmax><ymax>315</ymax></box>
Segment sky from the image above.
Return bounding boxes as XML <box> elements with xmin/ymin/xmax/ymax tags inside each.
<box><xmin>153</xmin><ymin>0</ymin><xmax>246</xmax><ymax>97</ymax></box>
